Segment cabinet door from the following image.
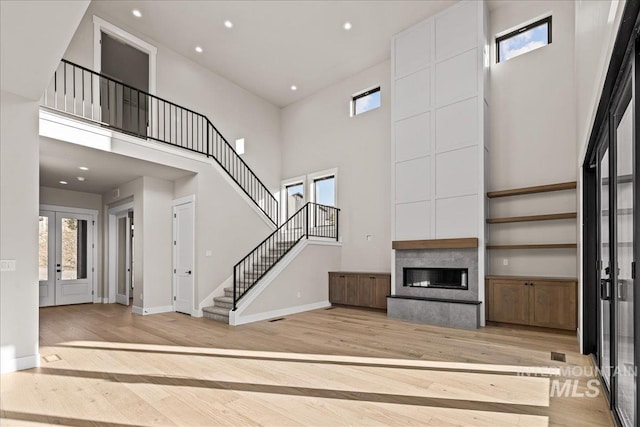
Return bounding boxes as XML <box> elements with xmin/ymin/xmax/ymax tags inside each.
<box><xmin>529</xmin><ymin>281</ymin><xmax>577</xmax><ymax>330</ymax></box>
<box><xmin>488</xmin><ymin>279</ymin><xmax>529</xmax><ymax>325</ymax></box>
<box><xmin>329</xmin><ymin>273</ymin><xmax>345</xmax><ymax>304</ymax></box>
<box><xmin>345</xmin><ymin>274</ymin><xmax>359</xmax><ymax>305</ymax></box>
<box><xmin>372</xmin><ymin>275</ymin><xmax>391</xmax><ymax>309</ymax></box>
<box><xmin>357</xmin><ymin>275</ymin><xmax>375</xmax><ymax>307</ymax></box>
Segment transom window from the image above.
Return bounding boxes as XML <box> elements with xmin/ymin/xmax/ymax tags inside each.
<box><xmin>496</xmin><ymin>16</ymin><xmax>552</xmax><ymax>63</ymax></box>
<box><xmin>352</xmin><ymin>87</ymin><xmax>381</xmax><ymax>116</ymax></box>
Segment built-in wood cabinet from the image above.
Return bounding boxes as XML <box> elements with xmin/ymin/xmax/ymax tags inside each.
<box><xmin>329</xmin><ymin>272</ymin><xmax>390</xmax><ymax>310</ymax></box>
<box><xmin>486</xmin><ymin>276</ymin><xmax>577</xmax><ymax>330</ymax></box>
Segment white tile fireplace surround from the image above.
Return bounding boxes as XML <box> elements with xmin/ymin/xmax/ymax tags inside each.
<box><xmin>388</xmin><ymin>246</ymin><xmax>481</xmax><ymax>329</ymax></box>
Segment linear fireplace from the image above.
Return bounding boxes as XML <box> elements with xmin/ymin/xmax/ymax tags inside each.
<box><xmin>403</xmin><ymin>267</ymin><xmax>468</xmax><ymax>290</ymax></box>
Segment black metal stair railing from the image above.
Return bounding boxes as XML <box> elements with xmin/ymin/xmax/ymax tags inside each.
<box><xmin>233</xmin><ymin>202</ymin><xmax>340</xmax><ymax>310</ymax></box>
<box><xmin>42</xmin><ymin>59</ymin><xmax>278</xmax><ymax>226</ymax></box>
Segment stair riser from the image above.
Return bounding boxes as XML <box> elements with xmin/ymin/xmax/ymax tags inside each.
<box><xmin>203</xmin><ymin>311</ymin><xmax>229</xmax><ymax>323</ymax></box>
<box><xmin>214</xmin><ymin>301</ymin><xmax>233</xmax><ymax>309</ymax></box>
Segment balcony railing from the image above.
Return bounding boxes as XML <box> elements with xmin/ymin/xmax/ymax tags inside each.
<box><xmin>42</xmin><ymin>59</ymin><xmax>278</xmax><ymax>226</ymax></box>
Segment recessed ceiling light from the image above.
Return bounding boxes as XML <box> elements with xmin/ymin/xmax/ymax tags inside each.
<box><xmin>77</xmin><ymin>177</ymin><xmax>86</xmax><ymax>182</ymax></box>
<box><xmin>224</xmin><ymin>20</ymin><xmax>233</xmax><ymax>29</ymax></box>
<box><xmin>195</xmin><ymin>46</ymin><xmax>203</xmax><ymax>53</ymax></box>
<box><xmin>343</xmin><ymin>22</ymin><xmax>352</xmax><ymax>30</ymax></box>
<box><xmin>78</xmin><ymin>166</ymin><xmax>89</xmax><ymax>171</ymax></box>
<box><xmin>290</xmin><ymin>85</ymin><xmax>297</xmax><ymax>91</ymax></box>
<box><xmin>59</xmin><ymin>181</ymin><xmax>68</xmax><ymax>185</ymax></box>
<box><xmin>132</xmin><ymin>9</ymin><xmax>142</xmax><ymax>18</ymax></box>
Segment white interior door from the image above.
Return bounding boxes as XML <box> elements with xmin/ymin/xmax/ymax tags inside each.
<box><xmin>55</xmin><ymin>212</ymin><xmax>94</xmax><ymax>305</ymax></box>
<box><xmin>173</xmin><ymin>202</ymin><xmax>194</xmax><ymax>315</ymax></box>
<box><xmin>115</xmin><ymin>214</ymin><xmax>132</xmax><ymax>305</ymax></box>
<box><xmin>38</xmin><ymin>211</ymin><xmax>55</xmax><ymax>307</ymax></box>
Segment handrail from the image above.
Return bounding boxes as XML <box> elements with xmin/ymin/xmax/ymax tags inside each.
<box><xmin>42</xmin><ymin>59</ymin><xmax>278</xmax><ymax>226</ymax></box>
<box><xmin>233</xmin><ymin>202</ymin><xmax>340</xmax><ymax>310</ymax></box>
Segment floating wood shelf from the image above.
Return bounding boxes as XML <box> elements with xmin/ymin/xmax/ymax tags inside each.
<box><xmin>392</xmin><ymin>238</ymin><xmax>478</xmax><ymax>250</ymax></box>
<box><xmin>486</xmin><ymin>212</ymin><xmax>577</xmax><ymax>224</ymax></box>
<box><xmin>486</xmin><ymin>243</ymin><xmax>577</xmax><ymax>250</ymax></box>
<box><xmin>487</xmin><ymin>181</ymin><xmax>576</xmax><ymax>198</ymax></box>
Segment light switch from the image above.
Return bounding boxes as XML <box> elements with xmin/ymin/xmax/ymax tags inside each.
<box><xmin>205</xmin><ymin>250</ymin><xmax>212</xmax><ymax>257</ymax></box>
<box><xmin>0</xmin><ymin>260</ymin><xmax>16</xmax><ymax>271</ymax></box>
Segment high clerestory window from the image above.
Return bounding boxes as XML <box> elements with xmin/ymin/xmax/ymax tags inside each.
<box><xmin>496</xmin><ymin>16</ymin><xmax>552</xmax><ymax>63</ymax></box>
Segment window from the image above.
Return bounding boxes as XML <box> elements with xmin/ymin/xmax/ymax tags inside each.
<box><xmin>352</xmin><ymin>87</ymin><xmax>381</xmax><ymax>116</ymax></box>
<box><xmin>285</xmin><ymin>182</ymin><xmax>304</xmax><ymax>219</ymax></box>
<box><xmin>313</xmin><ymin>175</ymin><xmax>335</xmax><ymax>207</ymax></box>
<box><xmin>235</xmin><ymin>138</ymin><xmax>245</xmax><ymax>155</ymax></box>
<box><xmin>496</xmin><ymin>16</ymin><xmax>552</xmax><ymax>63</ymax></box>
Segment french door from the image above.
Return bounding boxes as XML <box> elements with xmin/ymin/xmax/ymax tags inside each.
<box><xmin>39</xmin><ymin>210</ymin><xmax>94</xmax><ymax>307</ymax></box>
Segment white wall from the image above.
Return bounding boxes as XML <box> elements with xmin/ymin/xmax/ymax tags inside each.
<box><xmin>39</xmin><ymin>186</ymin><xmax>104</xmax><ymax>297</ymax></box>
<box><xmin>63</xmin><ymin>3</ymin><xmax>282</xmax><ymax>193</ymax></box>
<box><xmin>280</xmin><ymin>61</ymin><xmax>391</xmax><ymax>272</ymax></box>
<box><xmin>1</xmin><ymin>91</ymin><xmax>40</xmax><ymax>372</ymax></box>
<box><xmin>488</xmin><ymin>0</ymin><xmax>578</xmax><ymax>277</ymax></box>
<box><xmin>576</xmin><ymin>0</ymin><xmax>625</xmax><ymax>158</ymax></box>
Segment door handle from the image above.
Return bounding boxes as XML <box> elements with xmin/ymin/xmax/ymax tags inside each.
<box><xmin>600</xmin><ymin>278</ymin><xmax>612</xmax><ymax>300</ymax></box>
<box><xmin>187</xmin><ymin>270</ymin><xmax>192</xmax><ymax>275</ymax></box>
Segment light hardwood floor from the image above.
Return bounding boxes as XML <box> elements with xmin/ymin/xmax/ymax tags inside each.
<box><xmin>1</xmin><ymin>304</ymin><xmax>613</xmax><ymax>426</ymax></box>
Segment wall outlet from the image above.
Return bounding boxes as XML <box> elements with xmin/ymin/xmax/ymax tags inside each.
<box><xmin>205</xmin><ymin>250</ymin><xmax>212</xmax><ymax>257</ymax></box>
<box><xmin>503</xmin><ymin>259</ymin><xmax>509</xmax><ymax>266</ymax></box>
<box><xmin>297</xmin><ymin>292</ymin><xmax>301</xmax><ymax>298</ymax></box>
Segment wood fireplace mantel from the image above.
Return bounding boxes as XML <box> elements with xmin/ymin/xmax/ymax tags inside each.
<box><xmin>392</xmin><ymin>238</ymin><xmax>478</xmax><ymax>250</ymax></box>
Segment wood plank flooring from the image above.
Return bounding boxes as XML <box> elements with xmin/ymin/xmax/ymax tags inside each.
<box><xmin>0</xmin><ymin>304</ymin><xmax>614</xmax><ymax>426</ymax></box>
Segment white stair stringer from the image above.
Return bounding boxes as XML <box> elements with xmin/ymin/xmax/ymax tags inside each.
<box><xmin>229</xmin><ymin>238</ymin><xmax>341</xmax><ymax>326</ymax></box>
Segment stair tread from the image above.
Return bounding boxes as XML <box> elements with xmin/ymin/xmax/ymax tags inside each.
<box><xmin>202</xmin><ymin>306</ymin><xmax>230</xmax><ymax>316</ymax></box>
<box><xmin>214</xmin><ymin>296</ymin><xmax>233</xmax><ymax>303</ymax></box>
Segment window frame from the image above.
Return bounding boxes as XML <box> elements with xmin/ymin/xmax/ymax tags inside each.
<box><xmin>495</xmin><ymin>15</ymin><xmax>552</xmax><ymax>63</ymax></box>
<box><xmin>351</xmin><ymin>86</ymin><xmax>381</xmax><ymax>116</ymax></box>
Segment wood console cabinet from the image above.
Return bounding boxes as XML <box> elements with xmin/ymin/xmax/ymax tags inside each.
<box><xmin>486</xmin><ymin>276</ymin><xmax>577</xmax><ymax>330</ymax></box>
<box><xmin>329</xmin><ymin>272</ymin><xmax>391</xmax><ymax>310</ymax></box>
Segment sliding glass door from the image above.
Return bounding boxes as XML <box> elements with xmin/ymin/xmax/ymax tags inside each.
<box><xmin>613</xmin><ymin>76</ymin><xmax>636</xmax><ymax>427</ymax></box>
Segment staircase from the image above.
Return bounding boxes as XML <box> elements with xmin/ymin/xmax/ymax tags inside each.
<box><xmin>203</xmin><ymin>202</ymin><xmax>339</xmax><ymax>323</ymax></box>
<box><xmin>42</xmin><ymin>60</ymin><xmax>340</xmax><ymax>325</ymax></box>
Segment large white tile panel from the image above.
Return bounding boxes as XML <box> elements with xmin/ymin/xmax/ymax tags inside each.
<box><xmin>435</xmin><ymin>49</ymin><xmax>477</xmax><ymax>107</ymax></box>
<box><xmin>436</xmin><ymin>146</ymin><xmax>478</xmax><ymax>197</ymax></box>
<box><xmin>435</xmin><ymin>1</ymin><xmax>477</xmax><ymax>61</ymax></box>
<box><xmin>435</xmin><ymin>195</ymin><xmax>478</xmax><ymax>238</ymax></box>
<box><xmin>396</xmin><ymin>157</ymin><xmax>430</xmax><ymax>203</ymax></box>
<box><xmin>396</xmin><ymin>201</ymin><xmax>431</xmax><ymax>240</ymax></box>
<box><xmin>395</xmin><ymin>113</ymin><xmax>430</xmax><ymax>162</ymax></box>
<box><xmin>395</xmin><ymin>20</ymin><xmax>432</xmax><ymax>78</ymax></box>
<box><xmin>395</xmin><ymin>68</ymin><xmax>430</xmax><ymax>120</ymax></box>
<box><xmin>436</xmin><ymin>97</ymin><xmax>477</xmax><ymax>153</ymax></box>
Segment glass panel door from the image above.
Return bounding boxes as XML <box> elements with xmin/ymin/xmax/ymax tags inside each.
<box><xmin>598</xmin><ymin>144</ymin><xmax>612</xmax><ymax>389</ymax></box>
<box><xmin>38</xmin><ymin>211</ymin><xmax>55</xmax><ymax>307</ymax></box>
<box><xmin>614</xmin><ymin>89</ymin><xmax>636</xmax><ymax>427</ymax></box>
<box><xmin>55</xmin><ymin>212</ymin><xmax>93</xmax><ymax>305</ymax></box>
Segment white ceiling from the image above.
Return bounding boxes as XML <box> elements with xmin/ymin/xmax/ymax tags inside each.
<box><xmin>90</xmin><ymin>0</ymin><xmax>459</xmax><ymax>107</ymax></box>
<box><xmin>1</xmin><ymin>0</ymin><xmax>89</xmax><ymax>100</ymax></box>
<box><xmin>40</xmin><ymin>137</ymin><xmax>194</xmax><ymax>194</ymax></box>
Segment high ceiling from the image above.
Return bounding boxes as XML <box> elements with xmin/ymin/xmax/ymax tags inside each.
<box><xmin>90</xmin><ymin>1</ymin><xmax>458</xmax><ymax>107</ymax></box>
<box><xmin>40</xmin><ymin>137</ymin><xmax>194</xmax><ymax>194</ymax></box>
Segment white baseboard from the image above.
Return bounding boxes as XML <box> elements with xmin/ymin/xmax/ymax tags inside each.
<box><xmin>230</xmin><ymin>301</ymin><xmax>330</xmax><ymax>326</ymax></box>
<box><xmin>1</xmin><ymin>353</ymin><xmax>40</xmax><ymax>373</ymax></box>
<box><xmin>132</xmin><ymin>305</ymin><xmax>143</xmax><ymax>315</ymax></box>
<box><xmin>141</xmin><ymin>305</ymin><xmax>174</xmax><ymax>315</ymax></box>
